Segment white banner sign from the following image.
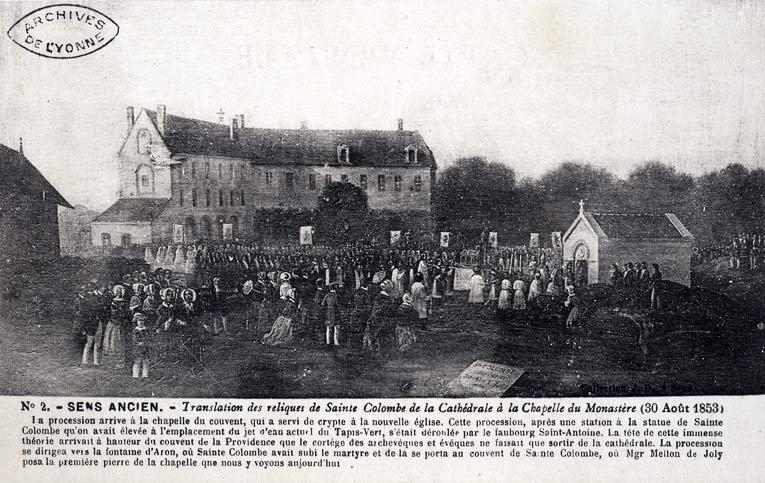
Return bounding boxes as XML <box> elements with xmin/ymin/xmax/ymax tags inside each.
<box><xmin>529</xmin><ymin>232</ymin><xmax>539</xmax><ymax>248</ymax></box>
<box><xmin>489</xmin><ymin>231</ymin><xmax>498</xmax><ymax>248</ymax></box>
<box><xmin>453</xmin><ymin>267</ymin><xmax>474</xmax><ymax>291</ymax></box>
<box><xmin>222</xmin><ymin>223</ymin><xmax>233</xmax><ymax>240</ymax></box>
<box><xmin>440</xmin><ymin>232</ymin><xmax>450</xmax><ymax>247</ymax></box>
<box><xmin>173</xmin><ymin>224</ymin><xmax>184</xmax><ymax>243</ymax></box>
<box><xmin>390</xmin><ymin>230</ymin><xmax>401</xmax><ymax>245</ymax></box>
<box><xmin>300</xmin><ymin>226</ymin><xmax>314</xmax><ymax>245</ymax></box>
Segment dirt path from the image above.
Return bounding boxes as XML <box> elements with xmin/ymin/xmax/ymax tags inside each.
<box><xmin>0</xmin><ymin>297</ymin><xmax>762</xmax><ymax>398</ymax></box>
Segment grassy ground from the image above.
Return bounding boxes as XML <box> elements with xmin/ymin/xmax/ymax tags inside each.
<box><xmin>0</xmin><ymin>262</ymin><xmax>763</xmax><ymax>398</ymax></box>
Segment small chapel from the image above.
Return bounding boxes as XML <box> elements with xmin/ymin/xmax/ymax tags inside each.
<box><xmin>562</xmin><ymin>201</ymin><xmax>694</xmax><ymax>286</ymax></box>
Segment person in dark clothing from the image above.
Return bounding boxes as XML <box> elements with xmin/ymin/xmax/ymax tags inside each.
<box><xmin>321</xmin><ymin>283</ymin><xmax>341</xmax><ymax>348</ymax></box>
<box><xmin>395</xmin><ymin>293</ymin><xmax>418</xmax><ymax>351</ymax></box>
<box><xmin>131</xmin><ymin>313</ymin><xmax>151</xmax><ymax>379</ymax></box>
<box><xmin>363</xmin><ymin>280</ymin><xmax>399</xmax><ymax>356</ymax></box>
<box><xmin>609</xmin><ymin>263</ymin><xmax>623</xmax><ymax>288</ymax></box>
<box><xmin>80</xmin><ymin>281</ymin><xmax>108</xmax><ymax>366</ymax></box>
<box><xmin>622</xmin><ymin>262</ymin><xmax>637</xmax><ymax>306</ymax></box>
<box><xmin>208</xmin><ymin>276</ymin><xmax>230</xmax><ymax>335</ymax></box>
<box><xmin>650</xmin><ymin>263</ymin><xmax>663</xmax><ymax>310</ymax></box>
<box><xmin>350</xmin><ymin>280</ymin><xmax>371</xmax><ymax>335</ymax></box>
<box><xmin>638</xmin><ymin>261</ymin><xmax>651</xmax><ymax>307</ymax></box>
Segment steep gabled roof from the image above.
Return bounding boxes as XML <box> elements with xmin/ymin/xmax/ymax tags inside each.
<box><xmin>91</xmin><ymin>198</ymin><xmax>169</xmax><ymax>223</ymax></box>
<box><xmin>589</xmin><ymin>213</ymin><xmax>691</xmax><ymax>239</ymax></box>
<box><xmin>0</xmin><ymin>143</ymin><xmax>72</xmax><ymax>208</ymax></box>
<box><xmin>144</xmin><ymin>110</ymin><xmax>436</xmax><ymax>168</ymax></box>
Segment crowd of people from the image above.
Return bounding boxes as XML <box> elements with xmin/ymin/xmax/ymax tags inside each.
<box><xmin>76</xmin><ymin>240</ymin><xmax>672</xmax><ymax>380</ymax></box>
<box><xmin>693</xmin><ymin>233</ymin><xmax>763</xmax><ymax>270</ymax></box>
<box><xmin>607</xmin><ymin>262</ymin><xmax>664</xmax><ymax>310</ymax></box>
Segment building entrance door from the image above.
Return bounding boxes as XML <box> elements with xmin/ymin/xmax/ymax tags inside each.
<box><xmin>574</xmin><ymin>242</ymin><xmax>589</xmax><ymax>286</ymax></box>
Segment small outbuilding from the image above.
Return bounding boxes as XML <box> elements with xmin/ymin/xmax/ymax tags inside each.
<box><xmin>0</xmin><ymin>141</ymin><xmax>72</xmax><ymax>262</ymax></box>
<box><xmin>562</xmin><ymin>201</ymin><xmax>694</xmax><ymax>286</ymax></box>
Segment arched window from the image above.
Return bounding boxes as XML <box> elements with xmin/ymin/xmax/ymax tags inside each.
<box><xmin>137</xmin><ymin>129</ymin><xmax>151</xmax><ymax>154</ymax></box>
<box><xmin>179</xmin><ymin>189</ymin><xmax>184</xmax><ymax>206</ymax></box>
<box><xmin>200</xmin><ymin>216</ymin><xmax>212</xmax><ymax>240</ymax></box>
<box><xmin>192</xmin><ymin>190</ymin><xmax>198</xmax><ymax>207</ymax></box>
<box><xmin>135</xmin><ymin>164</ymin><xmax>154</xmax><ymax>195</ymax></box>
<box><xmin>240</xmin><ymin>189</ymin><xmax>246</xmax><ymax>206</ymax></box>
<box><xmin>216</xmin><ymin>214</ymin><xmax>226</xmax><ymax>239</ymax></box>
<box><xmin>219</xmin><ymin>189</ymin><xmax>225</xmax><ymax>206</ymax></box>
<box><xmin>205</xmin><ymin>189</ymin><xmax>211</xmax><ymax>207</ymax></box>
<box><xmin>230</xmin><ymin>190</ymin><xmax>235</xmax><ymax>206</ymax></box>
<box><xmin>184</xmin><ymin>216</ymin><xmax>197</xmax><ymax>241</ymax></box>
<box><xmin>101</xmin><ymin>233</ymin><xmax>112</xmax><ymax>247</ymax></box>
<box><xmin>230</xmin><ymin>215</ymin><xmax>239</xmax><ymax>238</ymax></box>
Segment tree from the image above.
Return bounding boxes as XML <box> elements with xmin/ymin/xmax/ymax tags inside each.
<box><xmin>694</xmin><ymin>163</ymin><xmax>765</xmax><ymax>240</ymax></box>
<box><xmin>315</xmin><ymin>181</ymin><xmax>369</xmax><ymax>244</ymax></box>
<box><xmin>317</xmin><ymin>181</ymin><xmax>369</xmax><ymax>215</ymax></box>
<box><xmin>433</xmin><ymin>156</ymin><xmax>525</xmax><ymax>243</ymax></box>
<box><xmin>537</xmin><ymin>162</ymin><xmax>617</xmax><ymax>200</ymax></box>
<box><xmin>627</xmin><ymin>161</ymin><xmax>695</xmax><ymax>194</ymax></box>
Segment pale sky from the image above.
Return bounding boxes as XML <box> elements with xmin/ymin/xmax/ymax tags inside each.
<box><xmin>1</xmin><ymin>0</ymin><xmax>764</xmax><ymax>209</ymax></box>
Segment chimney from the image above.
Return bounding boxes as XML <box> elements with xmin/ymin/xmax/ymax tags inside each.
<box><xmin>126</xmin><ymin>106</ymin><xmax>135</xmax><ymax>135</ymax></box>
<box><xmin>397</xmin><ymin>118</ymin><xmax>403</xmax><ymax>131</ymax></box>
<box><xmin>156</xmin><ymin>104</ymin><xmax>167</xmax><ymax>136</ymax></box>
<box><xmin>230</xmin><ymin>117</ymin><xmax>239</xmax><ymax>140</ymax></box>
<box><xmin>238</xmin><ymin>114</ymin><xmax>245</xmax><ymax>130</ymax></box>
<box><xmin>300</xmin><ymin>120</ymin><xmax>308</xmax><ymax>130</ymax></box>
<box><xmin>18</xmin><ymin>137</ymin><xmax>23</xmax><ymax>155</ymax></box>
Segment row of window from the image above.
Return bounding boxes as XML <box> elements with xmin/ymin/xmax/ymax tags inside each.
<box><xmin>176</xmin><ymin>159</ymin><xmax>425</xmax><ymax>188</ymax></box>
<box><xmin>101</xmin><ymin>233</ymin><xmax>133</xmax><ymax>247</ymax></box>
<box><xmin>179</xmin><ymin>189</ymin><xmax>247</xmax><ymax>208</ymax></box>
<box><xmin>177</xmin><ymin>172</ymin><xmax>425</xmax><ymax>208</ymax></box>
<box><xmin>176</xmin><ymin>147</ymin><xmax>420</xmax><ymax>183</ymax></box>
<box><xmin>179</xmin><ymin>160</ymin><xmax>250</xmax><ymax>182</ymax></box>
<box><xmin>175</xmin><ymin>171</ymin><xmax>424</xmax><ymax>193</ymax></box>
<box><xmin>283</xmin><ymin>173</ymin><xmax>424</xmax><ymax>192</ymax></box>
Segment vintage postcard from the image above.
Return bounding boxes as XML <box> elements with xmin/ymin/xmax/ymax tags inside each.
<box><xmin>0</xmin><ymin>1</ymin><xmax>763</xmax><ymax>481</ymax></box>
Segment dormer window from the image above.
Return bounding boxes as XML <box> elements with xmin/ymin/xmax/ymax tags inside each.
<box><xmin>405</xmin><ymin>145</ymin><xmax>418</xmax><ymax>164</ymax></box>
<box><xmin>337</xmin><ymin>144</ymin><xmax>349</xmax><ymax>164</ymax></box>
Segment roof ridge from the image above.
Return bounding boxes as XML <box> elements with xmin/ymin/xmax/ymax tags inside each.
<box><xmin>0</xmin><ymin>142</ymin><xmax>72</xmax><ymax>208</ymax></box>
<box><xmin>138</xmin><ymin>107</ymin><xmax>435</xmax><ymax>168</ymax></box>
<box><xmin>145</xmin><ymin>108</ymin><xmax>421</xmax><ymax>135</ymax></box>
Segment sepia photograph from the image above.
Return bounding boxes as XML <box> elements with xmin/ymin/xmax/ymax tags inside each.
<box><xmin>1</xmin><ymin>0</ymin><xmax>764</xmax><ymax>401</ymax></box>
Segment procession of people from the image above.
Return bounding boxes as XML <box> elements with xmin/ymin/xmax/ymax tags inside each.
<box><xmin>75</xmin><ymin>236</ymin><xmax>673</xmax><ymax>380</ymax></box>
<box><xmin>693</xmin><ymin>233</ymin><xmax>764</xmax><ymax>270</ymax></box>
